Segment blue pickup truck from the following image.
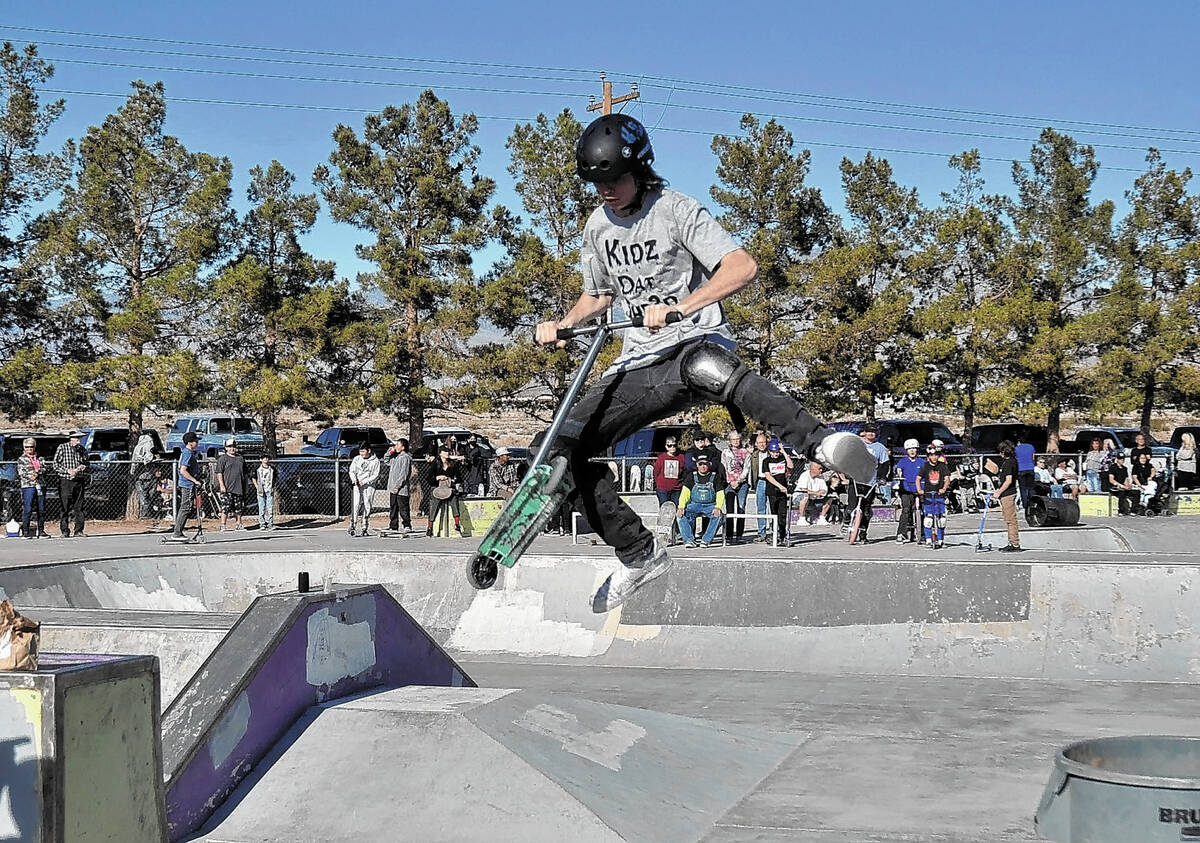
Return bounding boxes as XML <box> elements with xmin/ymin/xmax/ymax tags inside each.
<box><xmin>166</xmin><ymin>414</ymin><xmax>275</xmax><ymax>459</ymax></box>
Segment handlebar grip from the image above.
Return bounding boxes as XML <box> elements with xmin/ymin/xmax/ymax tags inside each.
<box><xmin>553</xmin><ymin>308</ymin><xmax>684</xmax><ymax>340</ymax></box>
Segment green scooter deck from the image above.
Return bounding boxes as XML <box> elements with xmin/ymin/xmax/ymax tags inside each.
<box><xmin>466</xmin><ymin>456</ymin><xmax>569</xmax><ymax>590</ymax></box>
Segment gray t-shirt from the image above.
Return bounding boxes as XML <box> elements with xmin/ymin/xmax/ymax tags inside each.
<box><xmin>581</xmin><ymin>189</ymin><xmax>741</xmax><ymax>374</ymax></box>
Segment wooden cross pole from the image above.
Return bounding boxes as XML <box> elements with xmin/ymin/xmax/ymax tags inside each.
<box><xmin>587</xmin><ymin>72</ymin><xmax>639</xmax><ymax>116</ymax></box>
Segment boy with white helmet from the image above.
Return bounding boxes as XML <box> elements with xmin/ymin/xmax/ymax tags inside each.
<box><xmin>895</xmin><ymin>438</ymin><xmax>923</xmax><ymax>543</ymax></box>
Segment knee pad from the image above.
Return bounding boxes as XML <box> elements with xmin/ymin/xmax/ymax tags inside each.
<box><xmin>936</xmin><ymin>516</ymin><xmax>946</xmax><ymax>529</ymax></box>
<box><xmin>923</xmin><ymin>515</ymin><xmax>933</xmax><ymax>528</ymax></box>
<box><xmin>679</xmin><ymin>342</ymin><xmax>750</xmax><ymax>402</ymax></box>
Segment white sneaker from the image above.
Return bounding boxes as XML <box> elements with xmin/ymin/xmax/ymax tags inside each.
<box><xmin>592</xmin><ymin>538</ymin><xmax>673</xmax><ymax>613</ymax></box>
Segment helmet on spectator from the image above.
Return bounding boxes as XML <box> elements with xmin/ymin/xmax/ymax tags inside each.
<box><xmin>903</xmin><ymin>438</ymin><xmax>920</xmax><ymax>451</ymax></box>
<box><xmin>768</xmin><ymin>438</ymin><xmax>782</xmax><ymax>451</ymax></box>
<box><xmin>926</xmin><ymin>444</ymin><xmax>939</xmax><ymax>456</ymax></box>
<box><xmin>932</xmin><ymin>439</ymin><xmax>944</xmax><ymax>450</ymax></box>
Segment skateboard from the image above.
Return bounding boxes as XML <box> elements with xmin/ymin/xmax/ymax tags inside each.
<box><xmin>466</xmin><ymin>314</ymin><xmax>681</xmax><ymax>590</ymax></box>
<box><xmin>655</xmin><ymin>501</ymin><xmax>678</xmax><ymax>545</ymax></box>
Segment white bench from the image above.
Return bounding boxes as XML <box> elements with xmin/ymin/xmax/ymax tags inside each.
<box><xmin>720</xmin><ymin>512</ymin><xmax>778</xmax><ymax>547</ymax></box>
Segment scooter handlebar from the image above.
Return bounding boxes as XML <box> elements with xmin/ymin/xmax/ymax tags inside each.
<box><xmin>554</xmin><ymin>310</ymin><xmax>683</xmax><ymax>340</ymax></box>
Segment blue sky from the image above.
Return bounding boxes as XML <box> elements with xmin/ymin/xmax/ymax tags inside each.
<box><xmin>4</xmin><ymin>1</ymin><xmax>1200</xmax><ymax>287</ymax></box>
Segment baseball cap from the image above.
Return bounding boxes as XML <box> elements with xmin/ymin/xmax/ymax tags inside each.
<box><xmin>68</xmin><ymin>429</ymin><xmax>83</xmax><ymax>437</ymax></box>
<box><xmin>182</xmin><ymin>432</ymin><xmax>199</xmax><ymax>444</ymax></box>
<box><xmin>225</xmin><ymin>438</ymin><xmax>236</xmax><ymax>447</ymax></box>
<box><xmin>695</xmin><ymin>454</ymin><xmax>710</xmax><ymax>465</ymax></box>
<box><xmin>768</xmin><ymin>438</ymin><xmax>781</xmax><ymax>451</ymax></box>
<box><xmin>1114</xmin><ymin>450</ymin><xmax>1126</xmax><ymax>458</ymax></box>
<box><xmin>495</xmin><ymin>446</ymin><xmax>510</xmax><ymax>456</ymax></box>
<box><xmin>862</xmin><ymin>423</ymin><xmax>878</xmax><ymax>434</ymax></box>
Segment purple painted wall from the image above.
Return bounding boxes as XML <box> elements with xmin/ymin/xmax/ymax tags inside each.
<box><xmin>165</xmin><ymin>588</ymin><xmax>471</xmax><ymax>841</ymax></box>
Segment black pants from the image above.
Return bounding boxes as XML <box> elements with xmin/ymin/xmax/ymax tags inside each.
<box><xmin>897</xmin><ymin>490</ymin><xmax>919</xmax><ymax>540</ymax></box>
<box><xmin>59</xmin><ymin>478</ymin><xmax>85</xmax><ymax>536</ymax></box>
<box><xmin>389</xmin><ymin>492</ymin><xmax>411</xmax><ymax>531</ymax></box>
<box><xmin>428</xmin><ymin>496</ymin><xmax>461</xmax><ymax>534</ymax></box>
<box><xmin>845</xmin><ymin>481</ymin><xmax>877</xmax><ymax>537</ymax></box>
<box><xmin>539</xmin><ymin>340</ymin><xmax>827</xmax><ymax>564</ymax></box>
<box><xmin>725</xmin><ymin>483</ymin><xmax>747</xmax><ymax>539</ymax></box>
<box><xmin>767</xmin><ymin>494</ymin><xmax>788</xmax><ymax>541</ymax></box>
<box><xmin>1018</xmin><ymin>471</ymin><xmax>1035</xmax><ymax>507</ymax></box>
<box><xmin>1112</xmin><ymin>489</ymin><xmax>1137</xmax><ymax>515</ymax></box>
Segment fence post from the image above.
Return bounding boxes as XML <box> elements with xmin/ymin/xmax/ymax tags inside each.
<box><xmin>171</xmin><ymin>460</ymin><xmax>178</xmax><ymax>521</ymax></box>
<box><xmin>620</xmin><ymin>457</ymin><xmax>627</xmax><ymax>493</ymax></box>
<box><xmin>334</xmin><ymin>457</ymin><xmax>341</xmax><ymax>520</ymax></box>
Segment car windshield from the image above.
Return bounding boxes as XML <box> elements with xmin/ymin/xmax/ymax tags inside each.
<box><xmin>1113</xmin><ymin>430</ymin><xmax>1158</xmax><ymax>448</ymax></box>
<box><xmin>90</xmin><ymin>430</ymin><xmax>131</xmax><ymax>451</ymax></box>
<box><xmin>211</xmin><ymin>418</ymin><xmax>261</xmax><ymax>434</ymax></box>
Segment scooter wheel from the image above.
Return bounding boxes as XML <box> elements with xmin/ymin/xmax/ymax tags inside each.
<box><xmin>467</xmin><ymin>552</ymin><xmax>499</xmax><ymax>590</ymax></box>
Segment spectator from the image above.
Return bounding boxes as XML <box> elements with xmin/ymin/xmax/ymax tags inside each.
<box><xmin>847</xmin><ymin>424</ymin><xmax>891</xmax><ymax>538</ymax></box>
<box><xmin>348</xmin><ymin>442</ymin><xmax>381</xmax><ymax>537</ymax></box>
<box><xmin>687</xmin><ymin>431</ymin><xmax>725</xmax><ymax>483</ymax></box>
<box><xmin>253</xmin><ymin>456</ymin><xmax>278</xmax><ymax>531</ymax></box>
<box><xmin>216</xmin><ymin>439</ymin><xmax>247</xmax><ymax>532</ymax></box>
<box><xmin>1034</xmin><ymin>456</ymin><xmax>1056</xmax><ymax>497</ymax></box>
<box><xmin>153</xmin><ymin>470</ymin><xmax>172</xmax><ymax>520</ymax></box>
<box><xmin>762</xmin><ymin>438</ymin><xmax>791</xmax><ymax>543</ymax></box>
<box><xmin>916</xmin><ymin>443</ymin><xmax>952</xmax><ymax>549</ymax></box>
<box><xmin>793</xmin><ymin>459</ymin><xmax>833</xmax><ymax>526</ymax></box>
<box><xmin>746</xmin><ymin>431</ymin><xmax>773</xmax><ymax>542</ymax></box>
<box><xmin>53</xmin><ymin>429</ymin><xmax>89</xmax><ymax>538</ymax></box>
<box><xmin>130</xmin><ymin>431</ymin><xmax>157</xmax><ymax>517</ymax></box>
<box><xmin>1131</xmin><ymin>452</ymin><xmax>1158</xmax><ymax>515</ymax></box>
<box><xmin>676</xmin><ymin>454</ymin><xmax>725</xmax><ymax>548</ymax></box>
<box><xmin>168</xmin><ymin>432</ymin><xmax>202</xmax><ymax>540</ymax></box>
<box><xmin>463</xmin><ymin>433</ymin><xmax>486</xmax><ymax>497</ymax></box>
<box><xmin>1129</xmin><ymin>432</ymin><xmax>1152</xmax><ymax>465</ymax></box>
<box><xmin>382</xmin><ymin>437</ymin><xmax>413</xmax><ymax>534</ymax></box>
<box><xmin>721</xmin><ymin>430</ymin><xmax>751</xmax><ymax>544</ymax></box>
<box><xmin>1054</xmin><ymin>457</ymin><xmax>1082</xmax><ymax>500</ymax></box>
<box><xmin>488</xmin><ymin>447</ymin><xmax>520</xmax><ymax>500</ymax></box>
<box><xmin>652</xmin><ymin>437</ymin><xmax>686</xmax><ymax>506</ymax></box>
<box><xmin>1177</xmin><ymin>433</ymin><xmax>1197</xmax><ymax>491</ymax></box>
<box><xmin>1015</xmin><ymin>439</ymin><xmax>1036</xmax><ymax>506</ymax></box>
<box><xmin>894</xmin><ymin>439</ymin><xmax>923</xmax><ymax>544</ymax></box>
<box><xmin>427</xmin><ymin>447</ymin><xmax>464</xmax><ymax>536</ymax></box>
<box><xmin>17</xmin><ymin>438</ymin><xmax>48</xmax><ymax>539</ymax></box>
<box><xmin>994</xmin><ymin>440</ymin><xmax>1022</xmax><ymax>552</ymax></box>
<box><xmin>1098</xmin><ymin>439</ymin><xmax>1118</xmax><ymax>492</ymax></box>
<box><xmin>1108</xmin><ymin>451</ymin><xmax>1137</xmax><ymax>516</ymax></box>
<box><xmin>1082</xmin><ymin>438</ymin><xmax>1105</xmax><ymax>494</ymax></box>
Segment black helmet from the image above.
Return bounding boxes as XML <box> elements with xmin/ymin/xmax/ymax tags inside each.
<box><xmin>576</xmin><ymin>114</ymin><xmax>654</xmax><ymax>183</ymax></box>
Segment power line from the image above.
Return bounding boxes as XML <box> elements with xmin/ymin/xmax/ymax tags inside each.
<box><xmin>43</xmin><ymin>87</ymin><xmax>1150</xmax><ymax>173</ymax></box>
<box><xmin>32</xmin><ymin>38</ymin><xmax>1200</xmax><ymax>148</ymax></box>
<box><xmin>7</xmin><ymin>22</ymin><xmax>1200</xmax><ymax>141</ymax></box>
<box><xmin>40</xmin><ymin>54</ymin><xmax>1199</xmax><ymax>162</ymax></box>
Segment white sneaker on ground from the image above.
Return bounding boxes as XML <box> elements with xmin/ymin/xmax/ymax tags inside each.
<box><xmin>591</xmin><ymin>538</ymin><xmax>673</xmax><ymax>614</ymax></box>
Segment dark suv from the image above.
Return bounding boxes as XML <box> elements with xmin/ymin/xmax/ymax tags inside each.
<box><xmin>965</xmin><ymin>423</ymin><xmax>1048</xmax><ymax>454</ymax></box>
<box><xmin>300</xmin><ymin>426</ymin><xmax>391</xmax><ymax>459</ymax></box>
<box><xmin>829</xmin><ymin>419</ymin><xmax>965</xmax><ymax>459</ymax></box>
<box><xmin>80</xmin><ymin>427</ymin><xmax>168</xmax><ymax>519</ymax></box>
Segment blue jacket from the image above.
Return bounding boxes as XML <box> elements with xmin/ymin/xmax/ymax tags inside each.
<box><xmin>897</xmin><ymin>457</ymin><xmax>923</xmax><ymax>493</ymax></box>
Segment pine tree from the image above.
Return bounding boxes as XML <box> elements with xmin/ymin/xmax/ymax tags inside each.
<box><xmin>709</xmin><ymin>115</ymin><xmax>835</xmax><ymax>378</ymax></box>
<box><xmin>208</xmin><ymin>161</ymin><xmax>350</xmax><ymax>456</ymax></box>
<box><xmin>0</xmin><ymin>42</ymin><xmax>73</xmax><ymax>417</ymax></box>
<box><xmin>1085</xmin><ymin>149</ymin><xmax>1200</xmax><ymax>426</ymax></box>
<box><xmin>1007</xmin><ymin>128</ymin><xmax>1114</xmax><ymax>448</ymax></box>
<box><xmin>314</xmin><ymin>90</ymin><xmax>498</xmax><ymax>444</ymax></box>
<box><xmin>466</xmin><ymin>109</ymin><xmax>591</xmax><ymax>418</ymax></box>
<box><xmin>909</xmin><ymin>150</ymin><xmax>1038</xmax><ymax>445</ymax></box>
<box><xmin>800</xmin><ymin>153</ymin><xmax>922</xmax><ymax>421</ymax></box>
<box><xmin>38</xmin><ymin>81</ymin><xmax>234</xmax><ymax>436</ymax></box>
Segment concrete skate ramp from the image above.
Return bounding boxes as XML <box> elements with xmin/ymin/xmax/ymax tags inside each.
<box><xmin>5</xmin><ymin>525</ymin><xmax>1200</xmax><ymax>684</ymax></box>
<box><xmin>194</xmin><ymin>685</ymin><xmax>804</xmax><ymax>843</ymax></box>
<box><xmin>161</xmin><ymin>585</ymin><xmax>473</xmax><ymax>841</ymax></box>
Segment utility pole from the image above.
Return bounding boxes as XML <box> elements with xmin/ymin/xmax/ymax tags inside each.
<box><xmin>587</xmin><ymin>72</ymin><xmax>639</xmax><ymax>116</ymax></box>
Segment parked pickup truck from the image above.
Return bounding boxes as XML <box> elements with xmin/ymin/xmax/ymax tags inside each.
<box><xmin>300</xmin><ymin>426</ymin><xmax>391</xmax><ymax>459</ymax></box>
<box><xmin>166</xmin><ymin>414</ymin><xmax>277</xmax><ymax>459</ymax></box>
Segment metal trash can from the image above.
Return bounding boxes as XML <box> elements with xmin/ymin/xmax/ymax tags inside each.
<box><xmin>1036</xmin><ymin>735</ymin><xmax>1200</xmax><ymax>842</ymax></box>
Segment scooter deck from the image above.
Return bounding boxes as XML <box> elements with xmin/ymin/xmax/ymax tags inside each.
<box><xmin>467</xmin><ymin>457</ymin><xmax>569</xmax><ymax>590</ymax></box>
